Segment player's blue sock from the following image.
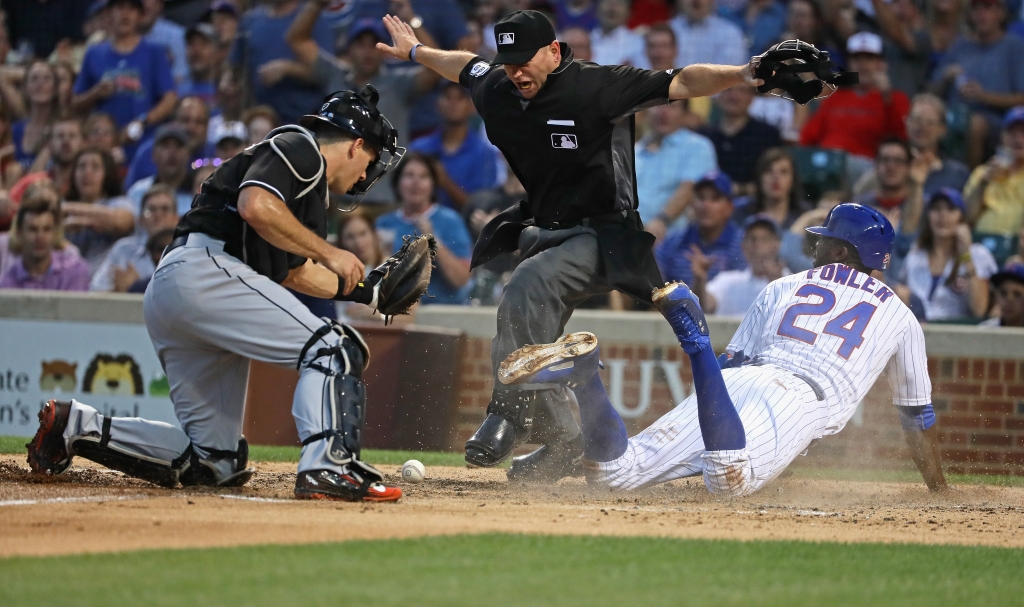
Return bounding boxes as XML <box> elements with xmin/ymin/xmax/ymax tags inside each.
<box><xmin>690</xmin><ymin>347</ymin><xmax>746</xmax><ymax>451</ymax></box>
<box><xmin>572</xmin><ymin>371</ymin><xmax>628</xmax><ymax>462</ymax></box>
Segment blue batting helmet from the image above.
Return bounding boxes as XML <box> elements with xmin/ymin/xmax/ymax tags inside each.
<box><xmin>805</xmin><ymin>203</ymin><xmax>895</xmax><ymax>270</ymax></box>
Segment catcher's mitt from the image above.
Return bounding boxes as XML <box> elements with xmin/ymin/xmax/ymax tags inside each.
<box><xmin>752</xmin><ymin>40</ymin><xmax>858</xmax><ymax>105</ymax></box>
<box><xmin>370</xmin><ymin>233</ymin><xmax>437</xmax><ymax>321</ymax></box>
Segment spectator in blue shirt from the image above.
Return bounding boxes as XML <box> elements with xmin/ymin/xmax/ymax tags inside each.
<box><xmin>140</xmin><ymin>0</ymin><xmax>188</xmax><ymax>84</ymax></box>
<box><xmin>178</xmin><ymin>23</ymin><xmax>220</xmax><ymax>109</ymax></box>
<box><xmin>635</xmin><ymin>100</ymin><xmax>718</xmax><ymax>240</ymax></box>
<box><xmin>720</xmin><ymin>0</ymin><xmax>786</xmax><ymax>55</ymax></box>
<box><xmin>229</xmin><ymin>0</ymin><xmax>335</xmax><ymax>124</ymax></box>
<box><xmin>10</xmin><ymin>61</ymin><xmax>61</xmax><ymax>173</ymax></box>
<box><xmin>931</xmin><ymin>0</ymin><xmax>1024</xmax><ymax>166</ymax></box>
<box><xmin>409</xmin><ymin>82</ymin><xmax>499</xmax><ymax>210</ymax></box>
<box><xmin>554</xmin><ymin>0</ymin><xmax>600</xmax><ymax>31</ymax></box>
<box><xmin>376</xmin><ymin>153</ymin><xmax>473</xmax><ymax>305</ymax></box>
<box><xmin>125</xmin><ymin>96</ymin><xmax>214</xmax><ymax>189</ymax></box>
<box><xmin>655</xmin><ymin>171</ymin><xmax>746</xmax><ymax>286</ymax></box>
<box><xmin>72</xmin><ymin>0</ymin><xmax>177</xmax><ymax>148</ymax></box>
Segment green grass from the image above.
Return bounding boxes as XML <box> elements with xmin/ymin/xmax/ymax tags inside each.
<box><xmin>2</xmin><ymin>534</ymin><xmax>1023</xmax><ymax>607</ymax></box>
<box><xmin>249</xmin><ymin>444</ymin><xmax>471</xmax><ymax>467</ymax></box>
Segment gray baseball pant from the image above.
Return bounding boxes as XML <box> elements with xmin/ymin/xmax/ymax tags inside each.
<box><xmin>61</xmin><ymin>233</ymin><xmax>352</xmax><ymax>481</ymax></box>
<box><xmin>491</xmin><ymin>232</ymin><xmax>611</xmax><ymax>443</ymax></box>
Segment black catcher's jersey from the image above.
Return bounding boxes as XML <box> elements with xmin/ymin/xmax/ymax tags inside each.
<box><xmin>174</xmin><ymin>127</ymin><xmax>329</xmax><ymax>283</ymax></box>
<box><xmin>459</xmin><ymin>44</ymin><xmax>674</xmax><ymax>225</ymax></box>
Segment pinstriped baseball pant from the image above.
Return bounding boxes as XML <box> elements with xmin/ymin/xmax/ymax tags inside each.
<box><xmin>585</xmin><ymin>365</ymin><xmax>831</xmax><ymax>496</ymax></box>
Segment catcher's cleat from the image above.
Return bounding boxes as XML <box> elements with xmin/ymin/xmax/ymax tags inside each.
<box><xmin>498</xmin><ymin>332</ymin><xmax>599</xmax><ymax>387</ymax></box>
<box><xmin>652</xmin><ymin>282</ymin><xmax>711</xmax><ymax>355</ymax></box>
<box><xmin>507</xmin><ymin>435</ymin><xmax>584</xmax><ymax>483</ymax></box>
<box><xmin>294</xmin><ymin>469</ymin><xmax>402</xmax><ymax>502</ymax></box>
<box><xmin>367</xmin><ymin>234</ymin><xmax>436</xmax><ymax>322</ymax></box>
<box><xmin>26</xmin><ymin>400</ymin><xmax>72</xmax><ymax>475</ymax></box>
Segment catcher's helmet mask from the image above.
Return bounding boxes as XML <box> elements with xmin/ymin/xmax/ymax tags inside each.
<box><xmin>752</xmin><ymin>40</ymin><xmax>859</xmax><ymax>105</ymax></box>
<box><xmin>300</xmin><ymin>84</ymin><xmax>406</xmax><ymax>210</ymax></box>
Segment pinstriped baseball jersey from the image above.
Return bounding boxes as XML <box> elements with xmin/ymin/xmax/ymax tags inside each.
<box><xmin>727</xmin><ymin>263</ymin><xmax>931</xmax><ymax>431</ymax></box>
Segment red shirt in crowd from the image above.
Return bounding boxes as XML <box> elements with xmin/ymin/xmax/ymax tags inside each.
<box><xmin>799</xmin><ymin>88</ymin><xmax>910</xmax><ymax>158</ymax></box>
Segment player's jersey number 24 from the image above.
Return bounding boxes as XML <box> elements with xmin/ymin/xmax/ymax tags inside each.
<box><xmin>777</xmin><ymin>285</ymin><xmax>877</xmax><ymax>360</ymax></box>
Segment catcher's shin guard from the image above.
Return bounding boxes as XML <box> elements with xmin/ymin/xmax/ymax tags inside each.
<box><xmin>178</xmin><ymin>438</ymin><xmax>255</xmax><ymax>487</ymax></box>
<box><xmin>69</xmin><ymin>418</ymin><xmax>192</xmax><ymax>488</ymax></box>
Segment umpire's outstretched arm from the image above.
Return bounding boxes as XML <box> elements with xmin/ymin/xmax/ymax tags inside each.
<box><xmin>377</xmin><ymin>14</ymin><xmax>764</xmax><ymax>98</ymax></box>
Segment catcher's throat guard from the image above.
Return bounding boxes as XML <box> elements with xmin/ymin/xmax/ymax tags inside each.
<box><xmin>753</xmin><ymin>40</ymin><xmax>859</xmax><ymax>105</ymax></box>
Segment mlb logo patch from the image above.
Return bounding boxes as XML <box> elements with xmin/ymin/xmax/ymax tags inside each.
<box><xmin>469</xmin><ymin>61</ymin><xmax>491</xmax><ymax>77</ymax></box>
<box><xmin>498</xmin><ymin>32</ymin><xmax>515</xmax><ymax>45</ymax></box>
<box><xmin>551</xmin><ymin>134</ymin><xmax>578</xmax><ymax>149</ymax></box>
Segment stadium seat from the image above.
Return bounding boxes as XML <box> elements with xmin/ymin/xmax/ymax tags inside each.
<box><xmin>788</xmin><ymin>146</ymin><xmax>847</xmax><ymax>201</ymax></box>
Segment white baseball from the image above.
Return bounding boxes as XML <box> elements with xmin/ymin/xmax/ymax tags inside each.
<box><xmin>401</xmin><ymin>459</ymin><xmax>425</xmax><ymax>483</ymax></box>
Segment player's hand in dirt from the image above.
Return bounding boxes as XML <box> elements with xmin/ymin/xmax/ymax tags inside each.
<box><xmin>378</xmin><ymin>15</ymin><xmax>421</xmax><ymax>62</ymax></box>
<box><xmin>325</xmin><ymin>248</ymin><xmax>365</xmax><ymax>295</ymax></box>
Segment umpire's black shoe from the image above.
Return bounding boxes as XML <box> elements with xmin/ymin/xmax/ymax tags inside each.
<box><xmin>465</xmin><ymin>414</ymin><xmax>519</xmax><ymax>467</ymax></box>
<box><xmin>507</xmin><ymin>434</ymin><xmax>584</xmax><ymax>483</ymax></box>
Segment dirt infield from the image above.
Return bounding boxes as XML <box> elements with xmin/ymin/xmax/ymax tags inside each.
<box><xmin>2</xmin><ymin>454</ymin><xmax>1023</xmax><ymax>558</ymax></box>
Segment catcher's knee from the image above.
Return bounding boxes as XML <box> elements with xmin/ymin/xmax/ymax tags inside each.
<box><xmin>701</xmin><ymin>450</ymin><xmax>760</xmax><ymax>496</ymax></box>
<box><xmin>298</xmin><ymin>319</ymin><xmax>370</xmax><ymax>377</ymax></box>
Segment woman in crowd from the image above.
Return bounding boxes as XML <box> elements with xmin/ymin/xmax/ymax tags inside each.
<box><xmin>335</xmin><ymin>211</ymin><xmax>387</xmax><ymax>321</ymax></box>
<box><xmin>898</xmin><ymin>188</ymin><xmax>997</xmax><ymax>321</ymax></box>
<box><xmin>10</xmin><ymin>61</ymin><xmax>60</xmax><ymax>172</ymax></box>
<box><xmin>54</xmin><ymin>61</ymin><xmax>75</xmax><ymax>111</ymax></box>
<box><xmin>83</xmin><ymin>112</ymin><xmax>126</xmax><ymax>171</ymax></box>
<box><xmin>62</xmin><ymin>148</ymin><xmax>136</xmax><ymax>273</ymax></box>
<box><xmin>376</xmin><ymin>153</ymin><xmax>473</xmax><ymax>305</ymax></box>
<box><xmin>733</xmin><ymin>147</ymin><xmax>814</xmax><ymax>271</ymax></box>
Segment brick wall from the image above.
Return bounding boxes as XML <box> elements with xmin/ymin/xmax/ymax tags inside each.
<box><xmin>449</xmin><ymin>337</ymin><xmax>1024</xmax><ymax>477</ymax></box>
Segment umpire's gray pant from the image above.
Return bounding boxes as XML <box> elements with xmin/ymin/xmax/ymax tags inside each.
<box><xmin>492</xmin><ymin>232</ymin><xmax>611</xmax><ymax>443</ymax></box>
<box><xmin>62</xmin><ymin>233</ymin><xmax>350</xmax><ymax>480</ymax></box>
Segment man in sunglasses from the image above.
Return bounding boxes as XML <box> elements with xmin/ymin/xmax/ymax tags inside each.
<box><xmin>27</xmin><ymin>86</ymin><xmax>434</xmax><ymax>503</ymax></box>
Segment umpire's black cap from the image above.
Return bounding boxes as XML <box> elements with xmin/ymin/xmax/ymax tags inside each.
<box><xmin>493</xmin><ymin>10</ymin><xmax>556</xmax><ymax>65</ymax></box>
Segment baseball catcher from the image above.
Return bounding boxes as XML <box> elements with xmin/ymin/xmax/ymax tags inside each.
<box><xmin>26</xmin><ymin>85</ymin><xmax>432</xmax><ymax>502</ymax></box>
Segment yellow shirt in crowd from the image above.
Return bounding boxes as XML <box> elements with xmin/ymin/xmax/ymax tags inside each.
<box><xmin>965</xmin><ymin>165</ymin><xmax>1024</xmax><ymax>235</ymax></box>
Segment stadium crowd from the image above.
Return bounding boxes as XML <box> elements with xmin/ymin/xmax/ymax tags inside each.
<box><xmin>0</xmin><ymin>0</ymin><xmax>1022</xmax><ymax>328</ymax></box>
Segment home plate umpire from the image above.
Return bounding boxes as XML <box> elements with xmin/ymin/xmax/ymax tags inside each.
<box><xmin>26</xmin><ymin>85</ymin><xmax>434</xmax><ymax>502</ymax></box>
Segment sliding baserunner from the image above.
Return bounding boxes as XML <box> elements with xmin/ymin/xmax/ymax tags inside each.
<box><xmin>498</xmin><ymin>203</ymin><xmax>947</xmax><ymax>495</ymax></box>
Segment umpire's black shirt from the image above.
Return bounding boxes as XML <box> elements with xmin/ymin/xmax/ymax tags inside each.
<box><xmin>459</xmin><ymin>43</ymin><xmax>674</xmax><ymax>225</ymax></box>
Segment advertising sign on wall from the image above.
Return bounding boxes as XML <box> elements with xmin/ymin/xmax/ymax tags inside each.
<box><xmin>0</xmin><ymin>319</ymin><xmax>177</xmax><ymax>436</ymax></box>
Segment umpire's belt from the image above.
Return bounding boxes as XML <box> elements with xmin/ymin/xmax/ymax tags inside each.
<box><xmin>535</xmin><ymin>209</ymin><xmax>635</xmax><ymax>231</ymax></box>
<box><xmin>164</xmin><ymin>232</ymin><xmax>227</xmax><ymax>257</ymax></box>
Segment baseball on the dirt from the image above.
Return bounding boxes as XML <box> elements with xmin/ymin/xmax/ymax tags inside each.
<box><xmin>402</xmin><ymin>459</ymin><xmax>425</xmax><ymax>483</ymax></box>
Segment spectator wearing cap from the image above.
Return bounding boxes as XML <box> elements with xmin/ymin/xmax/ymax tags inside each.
<box><xmin>288</xmin><ymin>4</ymin><xmax>440</xmax><ymax>202</ymax></box>
<box><xmin>409</xmin><ymin>82</ymin><xmax>500</xmax><ymax>209</ymax></box>
<box><xmin>801</xmin><ymin>32</ymin><xmax>909</xmax><ymax>182</ymax></box>
<box><xmin>670</xmin><ymin>0</ymin><xmax>748</xmax><ymax>69</ymax></box>
<box><xmin>590</xmin><ymin>0</ymin><xmax>645</xmax><ymax>66</ymax></box>
<box><xmin>212</xmin><ymin>121</ymin><xmax>247</xmax><ymax>161</ymax></box>
<box><xmin>140</xmin><ymin>0</ymin><xmax>187</xmax><ymax>84</ymax></box>
<box><xmin>228</xmin><ymin>0</ymin><xmax>334</xmax><ymax>125</ymax></box>
<box><xmin>203</xmin><ymin>0</ymin><xmax>240</xmax><ymax>51</ymax></box>
<box><xmin>694</xmin><ymin>214</ymin><xmax>789</xmax><ymax>315</ymax></box>
<box><xmin>636</xmin><ymin>100</ymin><xmax>718</xmax><ymax>241</ymax></box>
<box><xmin>702</xmin><ymin>84</ymin><xmax>781</xmax><ymax>193</ymax></box>
<box><xmin>90</xmin><ymin>183</ymin><xmax>179</xmax><ymax>292</ymax></box>
<box><xmin>126</xmin><ymin>124</ymin><xmax>194</xmax><ymax>216</ymax></box>
<box><xmin>72</xmin><ymin>0</ymin><xmax>177</xmax><ymax>150</ymax></box>
<box><xmin>125</xmin><ymin>95</ymin><xmax>215</xmax><ymax>189</ymax></box>
<box><xmin>931</xmin><ymin>0</ymin><xmax>1024</xmax><ymax>167</ymax></box>
<box><xmin>980</xmin><ymin>261</ymin><xmax>1024</xmax><ymax>327</ymax></box>
<box><xmin>1</xmin><ymin>0</ymin><xmax>92</xmax><ymax>59</ymax></box>
<box><xmin>898</xmin><ymin>188</ymin><xmax>998</xmax><ymax>321</ymax></box>
<box><xmin>965</xmin><ymin>106</ymin><xmax>1024</xmax><ymax>265</ymax></box>
<box><xmin>855</xmin><ymin>94</ymin><xmax>971</xmax><ymax>200</ymax></box>
<box><xmin>719</xmin><ymin>0</ymin><xmax>786</xmax><ymax>56</ymax></box>
<box><xmin>0</xmin><ymin>193</ymin><xmax>90</xmax><ymax>292</ymax></box>
<box><xmin>655</xmin><ymin>171</ymin><xmax>746</xmax><ymax>286</ymax></box>
<box><xmin>179</xmin><ymin>22</ymin><xmax>220</xmax><ymax>108</ymax></box>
